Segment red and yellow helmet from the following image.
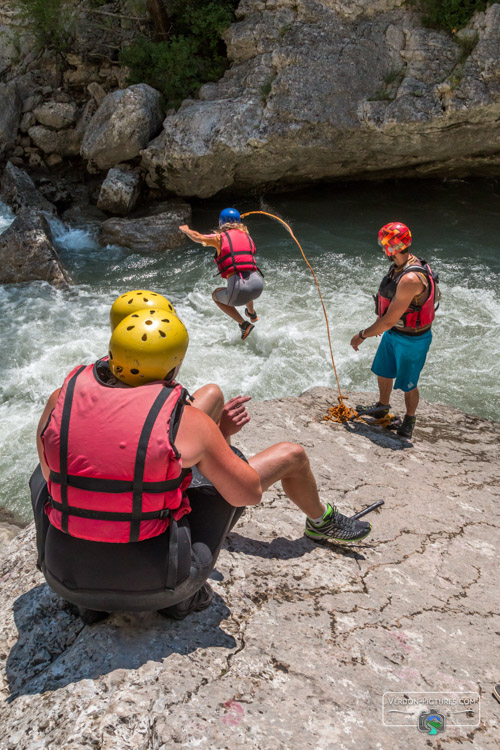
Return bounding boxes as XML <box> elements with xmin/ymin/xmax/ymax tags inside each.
<box><xmin>378</xmin><ymin>222</ymin><xmax>412</xmax><ymax>256</ymax></box>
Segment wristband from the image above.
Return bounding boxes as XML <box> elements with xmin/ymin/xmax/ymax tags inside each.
<box><xmin>358</xmin><ymin>330</ymin><xmax>367</xmax><ymax>340</ymax></box>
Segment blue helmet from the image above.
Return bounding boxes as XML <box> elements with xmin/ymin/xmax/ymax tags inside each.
<box><xmin>219</xmin><ymin>207</ymin><xmax>241</xmax><ymax>226</ymax></box>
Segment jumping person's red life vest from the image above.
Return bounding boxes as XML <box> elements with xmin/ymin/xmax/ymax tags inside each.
<box><xmin>214</xmin><ymin>229</ymin><xmax>258</xmax><ymax>279</ymax></box>
<box><xmin>374</xmin><ymin>257</ymin><xmax>440</xmax><ymax>334</ymax></box>
<box><xmin>42</xmin><ymin>362</ymin><xmax>192</xmax><ymax>545</ymax></box>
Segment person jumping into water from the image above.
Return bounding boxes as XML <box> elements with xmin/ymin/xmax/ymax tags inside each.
<box><xmin>179</xmin><ymin>208</ymin><xmax>263</xmax><ymax>340</ymax></box>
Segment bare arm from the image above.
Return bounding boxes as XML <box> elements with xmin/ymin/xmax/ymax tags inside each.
<box><xmin>36</xmin><ymin>388</ymin><xmax>61</xmax><ymax>481</ymax></box>
<box><xmin>179</xmin><ymin>225</ymin><xmax>221</xmax><ymax>251</ymax></box>
<box><xmin>175</xmin><ymin>405</ymin><xmax>262</xmax><ymax>507</ymax></box>
<box><xmin>351</xmin><ymin>273</ymin><xmax>424</xmax><ymax>350</ymax></box>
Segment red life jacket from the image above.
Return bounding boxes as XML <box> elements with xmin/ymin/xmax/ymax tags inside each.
<box><xmin>42</xmin><ymin>362</ymin><xmax>192</xmax><ymax>546</ymax></box>
<box><xmin>215</xmin><ymin>229</ymin><xmax>258</xmax><ymax>279</ymax></box>
<box><xmin>374</xmin><ymin>257</ymin><xmax>440</xmax><ymax>334</ymax></box>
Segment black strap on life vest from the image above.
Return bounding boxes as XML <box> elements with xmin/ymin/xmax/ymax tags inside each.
<box><xmin>48</xmin><ymin>471</ymin><xmax>183</xmax><ymax>494</ymax></box>
<box><xmin>47</xmin><ymin>499</ymin><xmax>174</xmax><ymax>521</ymax></box>
<box><xmin>129</xmin><ymin>385</ymin><xmax>174</xmax><ymax>543</ymax></box>
<box><xmin>59</xmin><ymin>366</ymin><xmax>86</xmax><ymax>533</ymax></box>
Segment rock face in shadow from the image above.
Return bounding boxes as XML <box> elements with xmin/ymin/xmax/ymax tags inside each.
<box><xmin>99</xmin><ymin>199</ymin><xmax>191</xmax><ymax>252</ymax></box>
<box><xmin>141</xmin><ymin>2</ymin><xmax>500</xmax><ymax>197</ymax></box>
<box><xmin>0</xmin><ymin>208</ymin><xmax>70</xmax><ymax>287</ymax></box>
<box><xmin>0</xmin><ymin>84</ymin><xmax>21</xmax><ymax>158</ymax></box>
<box><xmin>0</xmin><ymin>388</ymin><xmax>498</xmax><ymax>746</ymax></box>
<box><xmin>1</xmin><ymin>162</ymin><xmax>57</xmax><ymax>216</ymax></box>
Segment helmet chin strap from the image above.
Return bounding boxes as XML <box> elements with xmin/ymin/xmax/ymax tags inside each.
<box><xmin>165</xmin><ymin>364</ymin><xmax>181</xmax><ymax>383</ymax></box>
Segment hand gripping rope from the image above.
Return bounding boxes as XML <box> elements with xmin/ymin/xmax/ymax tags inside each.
<box><xmin>241</xmin><ymin>210</ymin><xmax>361</xmax><ymax>424</ymax></box>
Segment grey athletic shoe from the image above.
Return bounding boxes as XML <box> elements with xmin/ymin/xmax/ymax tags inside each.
<box><xmin>355</xmin><ymin>401</ymin><xmax>391</xmax><ymax>418</ymax></box>
<box><xmin>305</xmin><ymin>504</ymin><xmax>372</xmax><ymax>545</ymax></box>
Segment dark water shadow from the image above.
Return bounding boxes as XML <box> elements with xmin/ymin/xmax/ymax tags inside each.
<box><xmin>6</xmin><ymin>583</ymin><xmax>235</xmax><ymax>702</ymax></box>
<box><xmin>342</xmin><ymin>420</ymin><xmax>413</xmax><ymax>450</ymax></box>
<box><xmin>226</xmin><ymin>532</ymin><xmax>367</xmax><ymax>561</ymax></box>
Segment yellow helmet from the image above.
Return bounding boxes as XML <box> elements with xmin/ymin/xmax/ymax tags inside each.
<box><xmin>109</xmin><ymin>308</ymin><xmax>188</xmax><ymax>386</ymax></box>
<box><xmin>110</xmin><ymin>290</ymin><xmax>176</xmax><ymax>331</ymax></box>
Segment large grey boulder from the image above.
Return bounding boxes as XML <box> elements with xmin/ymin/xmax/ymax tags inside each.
<box><xmin>141</xmin><ymin>1</ymin><xmax>500</xmax><ymax>197</ymax></box>
<box><xmin>0</xmin><ymin>208</ymin><xmax>70</xmax><ymax>286</ymax></box>
<box><xmin>1</xmin><ymin>162</ymin><xmax>57</xmax><ymax>216</ymax></box>
<box><xmin>99</xmin><ymin>199</ymin><xmax>191</xmax><ymax>252</ymax></box>
<box><xmin>0</xmin><ymin>388</ymin><xmax>498</xmax><ymax>746</ymax></box>
<box><xmin>81</xmin><ymin>84</ymin><xmax>164</xmax><ymax>171</ymax></box>
<box><xmin>96</xmin><ymin>166</ymin><xmax>141</xmax><ymax>216</ymax></box>
<box><xmin>0</xmin><ymin>83</ymin><xmax>21</xmax><ymax>158</ymax></box>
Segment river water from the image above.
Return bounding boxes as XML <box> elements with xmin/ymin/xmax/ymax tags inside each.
<box><xmin>1</xmin><ymin>179</ymin><xmax>499</xmax><ymax>520</ymax></box>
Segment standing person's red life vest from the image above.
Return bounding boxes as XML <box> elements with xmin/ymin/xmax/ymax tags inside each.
<box><xmin>374</xmin><ymin>257</ymin><xmax>440</xmax><ymax>333</ymax></box>
<box><xmin>42</xmin><ymin>362</ymin><xmax>192</xmax><ymax>545</ymax></box>
<box><xmin>214</xmin><ymin>229</ymin><xmax>258</xmax><ymax>279</ymax></box>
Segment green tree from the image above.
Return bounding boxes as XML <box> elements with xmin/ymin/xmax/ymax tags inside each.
<box><xmin>14</xmin><ymin>0</ymin><xmax>75</xmax><ymax>51</ymax></box>
<box><xmin>120</xmin><ymin>0</ymin><xmax>239</xmax><ymax>107</ymax></box>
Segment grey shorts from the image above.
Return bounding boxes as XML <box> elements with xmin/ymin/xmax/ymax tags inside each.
<box><xmin>214</xmin><ymin>271</ymin><xmax>264</xmax><ymax>306</ymax></box>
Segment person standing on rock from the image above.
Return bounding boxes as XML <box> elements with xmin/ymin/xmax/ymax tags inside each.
<box><xmin>350</xmin><ymin>222</ymin><xmax>440</xmax><ymax>439</ymax></box>
<box><xmin>31</xmin><ymin>302</ymin><xmax>371</xmax><ymax>624</ymax></box>
<box><xmin>179</xmin><ymin>208</ymin><xmax>263</xmax><ymax>340</ymax></box>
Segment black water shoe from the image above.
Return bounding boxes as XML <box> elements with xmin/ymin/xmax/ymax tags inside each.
<box><xmin>239</xmin><ymin>321</ymin><xmax>255</xmax><ymax>340</ymax></box>
<box><xmin>66</xmin><ymin>602</ymin><xmax>109</xmax><ymax>625</ymax></box>
<box><xmin>355</xmin><ymin>401</ymin><xmax>390</xmax><ymax>418</ymax></box>
<box><xmin>158</xmin><ymin>583</ymin><xmax>214</xmax><ymax>621</ymax></box>
<box><xmin>397</xmin><ymin>414</ymin><xmax>416</xmax><ymax>438</ymax></box>
<box><xmin>245</xmin><ymin>307</ymin><xmax>258</xmax><ymax>322</ymax></box>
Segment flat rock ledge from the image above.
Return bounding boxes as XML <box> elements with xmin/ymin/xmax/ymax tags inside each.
<box><xmin>0</xmin><ymin>388</ymin><xmax>498</xmax><ymax>749</ymax></box>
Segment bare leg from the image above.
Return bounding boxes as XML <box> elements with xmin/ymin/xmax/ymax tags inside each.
<box><xmin>404</xmin><ymin>387</ymin><xmax>419</xmax><ymax>417</ymax></box>
<box><xmin>246</xmin><ymin>300</ymin><xmax>255</xmax><ymax>315</ymax></box>
<box><xmin>249</xmin><ymin>442</ymin><xmax>325</xmax><ymax>519</ymax></box>
<box><xmin>212</xmin><ymin>289</ymin><xmax>244</xmax><ymax>324</ymax></box>
<box><xmin>190</xmin><ymin>384</ymin><xmax>224</xmax><ymax>423</ymax></box>
<box><xmin>377</xmin><ymin>375</ymin><xmax>393</xmax><ymax>406</ymax></box>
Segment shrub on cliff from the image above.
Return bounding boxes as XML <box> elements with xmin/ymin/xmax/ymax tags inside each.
<box><xmin>119</xmin><ymin>0</ymin><xmax>238</xmax><ymax>107</ymax></box>
<box><xmin>13</xmin><ymin>0</ymin><xmax>75</xmax><ymax>52</ymax></box>
<box><xmin>410</xmin><ymin>0</ymin><xmax>491</xmax><ymax>33</ymax></box>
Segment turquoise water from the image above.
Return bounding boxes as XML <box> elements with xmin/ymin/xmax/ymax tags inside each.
<box><xmin>0</xmin><ymin>179</ymin><xmax>499</xmax><ymax>519</ymax></box>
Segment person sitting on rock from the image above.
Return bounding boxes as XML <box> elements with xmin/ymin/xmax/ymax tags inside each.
<box><xmin>32</xmin><ymin>304</ymin><xmax>371</xmax><ymax>624</ymax></box>
<box><xmin>179</xmin><ymin>208</ymin><xmax>263</xmax><ymax>340</ymax></box>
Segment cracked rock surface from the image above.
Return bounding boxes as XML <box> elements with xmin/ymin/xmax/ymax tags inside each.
<box><xmin>0</xmin><ymin>388</ymin><xmax>498</xmax><ymax>748</ymax></box>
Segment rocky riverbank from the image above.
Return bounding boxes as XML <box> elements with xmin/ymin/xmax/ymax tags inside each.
<box><xmin>0</xmin><ymin>388</ymin><xmax>498</xmax><ymax>748</ymax></box>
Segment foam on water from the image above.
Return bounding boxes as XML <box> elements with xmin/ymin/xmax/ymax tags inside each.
<box><xmin>1</xmin><ymin>182</ymin><xmax>499</xmax><ymax>519</ymax></box>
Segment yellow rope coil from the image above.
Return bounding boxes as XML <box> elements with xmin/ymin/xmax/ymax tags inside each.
<box><xmin>241</xmin><ymin>210</ymin><xmax>358</xmax><ymax>423</ymax></box>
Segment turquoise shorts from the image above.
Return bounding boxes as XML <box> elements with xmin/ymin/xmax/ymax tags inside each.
<box><xmin>371</xmin><ymin>329</ymin><xmax>432</xmax><ymax>392</ymax></box>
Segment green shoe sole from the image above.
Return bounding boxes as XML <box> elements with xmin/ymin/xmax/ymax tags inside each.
<box><xmin>304</xmin><ymin>524</ymin><xmax>372</xmax><ymax>545</ymax></box>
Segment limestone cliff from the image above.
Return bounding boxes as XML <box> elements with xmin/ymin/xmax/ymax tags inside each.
<box><xmin>141</xmin><ymin>0</ymin><xmax>500</xmax><ymax>196</ymax></box>
<box><xmin>0</xmin><ymin>388</ymin><xmax>498</xmax><ymax>748</ymax></box>
<box><xmin>0</xmin><ymin>2</ymin><xmax>499</xmax><ymax>200</ymax></box>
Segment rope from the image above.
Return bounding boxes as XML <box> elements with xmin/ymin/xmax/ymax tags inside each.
<box><xmin>240</xmin><ymin>210</ymin><xmax>360</xmax><ymax>423</ymax></box>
